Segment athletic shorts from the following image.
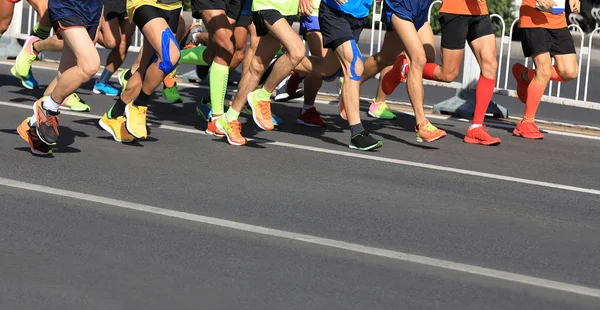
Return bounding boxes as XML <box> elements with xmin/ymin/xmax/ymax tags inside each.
<box><xmin>103</xmin><ymin>0</ymin><xmax>128</xmax><ymax>21</ymax></box>
<box><xmin>382</xmin><ymin>0</ymin><xmax>429</xmax><ymax>30</ymax></box>
<box><xmin>520</xmin><ymin>27</ymin><xmax>576</xmax><ymax>57</ymax></box>
<box><xmin>49</xmin><ymin>0</ymin><xmax>103</xmax><ymax>40</ymax></box>
<box><xmin>299</xmin><ymin>15</ymin><xmax>320</xmax><ymax>37</ymax></box>
<box><xmin>252</xmin><ymin>9</ymin><xmax>295</xmax><ymax>37</ymax></box>
<box><xmin>192</xmin><ymin>0</ymin><xmax>241</xmax><ymax>20</ymax></box>
<box><xmin>319</xmin><ymin>2</ymin><xmax>366</xmax><ymax>50</ymax></box>
<box><xmin>132</xmin><ymin>5</ymin><xmax>181</xmax><ymax>32</ymax></box>
<box><xmin>439</xmin><ymin>13</ymin><xmax>494</xmax><ymax>50</ymax></box>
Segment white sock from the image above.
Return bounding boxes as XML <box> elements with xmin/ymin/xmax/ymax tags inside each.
<box><xmin>42</xmin><ymin>96</ymin><xmax>61</xmax><ymax>112</ymax></box>
<box><xmin>469</xmin><ymin>124</ymin><xmax>483</xmax><ymax>130</ymax></box>
<box><xmin>301</xmin><ymin>104</ymin><xmax>313</xmax><ymax>114</ymax></box>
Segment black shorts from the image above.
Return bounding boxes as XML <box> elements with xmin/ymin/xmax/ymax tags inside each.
<box><xmin>520</xmin><ymin>27</ymin><xmax>576</xmax><ymax>57</ymax></box>
<box><xmin>319</xmin><ymin>2</ymin><xmax>366</xmax><ymax>50</ymax></box>
<box><xmin>132</xmin><ymin>5</ymin><xmax>181</xmax><ymax>33</ymax></box>
<box><xmin>192</xmin><ymin>0</ymin><xmax>239</xmax><ymax>20</ymax></box>
<box><xmin>52</xmin><ymin>17</ymin><xmax>99</xmax><ymax>40</ymax></box>
<box><xmin>236</xmin><ymin>14</ymin><xmax>253</xmax><ymax>27</ymax></box>
<box><xmin>439</xmin><ymin>13</ymin><xmax>494</xmax><ymax>50</ymax></box>
<box><xmin>252</xmin><ymin>10</ymin><xmax>295</xmax><ymax>37</ymax></box>
<box><xmin>103</xmin><ymin>0</ymin><xmax>127</xmax><ymax>21</ymax></box>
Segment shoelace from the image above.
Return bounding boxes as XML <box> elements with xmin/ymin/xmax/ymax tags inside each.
<box><xmin>257</xmin><ymin>100</ymin><xmax>270</xmax><ymax>119</ymax></box>
<box><xmin>230</xmin><ymin>120</ymin><xmax>241</xmax><ymax>133</ymax></box>
<box><xmin>375</xmin><ymin>102</ymin><xmax>388</xmax><ymax>113</ymax></box>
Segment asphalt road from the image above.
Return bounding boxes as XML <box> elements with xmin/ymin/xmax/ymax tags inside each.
<box><xmin>1</xmin><ymin>63</ymin><xmax>600</xmax><ymax>309</ymax></box>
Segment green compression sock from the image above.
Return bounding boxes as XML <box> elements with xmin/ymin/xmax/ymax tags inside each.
<box><xmin>222</xmin><ymin>107</ymin><xmax>241</xmax><ymax>123</ymax></box>
<box><xmin>180</xmin><ymin>46</ymin><xmax>209</xmax><ymax>66</ymax></box>
<box><xmin>255</xmin><ymin>87</ymin><xmax>272</xmax><ymax>101</ymax></box>
<box><xmin>209</xmin><ymin>62</ymin><xmax>229</xmax><ymax>116</ymax></box>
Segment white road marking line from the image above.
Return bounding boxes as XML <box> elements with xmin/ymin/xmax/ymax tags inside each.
<box><xmin>0</xmin><ymin>175</ymin><xmax>599</xmax><ymax>298</ymax></box>
<box><xmin>2</xmin><ymin>61</ymin><xmax>600</xmax><ymax>139</ymax></box>
<box><xmin>1</xmin><ymin>100</ymin><xmax>599</xmax><ymax>196</ymax></box>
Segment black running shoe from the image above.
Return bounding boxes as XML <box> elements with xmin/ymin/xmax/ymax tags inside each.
<box><xmin>349</xmin><ymin>130</ymin><xmax>383</xmax><ymax>151</ymax></box>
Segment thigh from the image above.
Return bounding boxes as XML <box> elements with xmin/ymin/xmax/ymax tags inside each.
<box><xmin>417</xmin><ymin>22</ymin><xmax>436</xmax><ymax>62</ymax></box>
<box><xmin>262</xmin><ymin>12</ymin><xmax>303</xmax><ymax>53</ymax></box>
<box><xmin>60</xmin><ymin>26</ymin><xmax>100</xmax><ymax>65</ymax></box>
<box><xmin>0</xmin><ymin>0</ymin><xmax>15</xmax><ymax>31</ymax></box>
<box><xmin>390</xmin><ymin>13</ymin><xmax>424</xmax><ymax>60</ymax></box>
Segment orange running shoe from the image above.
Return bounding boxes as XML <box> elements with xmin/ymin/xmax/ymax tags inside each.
<box><xmin>382</xmin><ymin>54</ymin><xmax>408</xmax><ymax>95</ymax></box>
<box><xmin>206</xmin><ymin>118</ymin><xmax>225</xmax><ymax>137</ymax></box>
<box><xmin>17</xmin><ymin>117</ymin><xmax>52</xmax><ymax>155</ymax></box>
<box><xmin>415</xmin><ymin>120</ymin><xmax>446</xmax><ymax>142</ymax></box>
<box><xmin>513</xmin><ymin>120</ymin><xmax>544</xmax><ymax>139</ymax></box>
<box><xmin>216</xmin><ymin>118</ymin><xmax>247</xmax><ymax>146</ymax></box>
<box><xmin>338</xmin><ymin>96</ymin><xmax>347</xmax><ymax>121</ymax></box>
<box><xmin>464</xmin><ymin>125</ymin><xmax>501</xmax><ymax>146</ymax></box>
<box><xmin>512</xmin><ymin>63</ymin><xmax>530</xmax><ymax>104</ymax></box>
<box><xmin>33</xmin><ymin>97</ymin><xmax>60</xmax><ymax>145</ymax></box>
<box><xmin>247</xmin><ymin>90</ymin><xmax>274</xmax><ymax>131</ymax></box>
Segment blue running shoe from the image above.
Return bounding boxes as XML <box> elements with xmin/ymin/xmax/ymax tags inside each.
<box><xmin>196</xmin><ymin>96</ymin><xmax>212</xmax><ymax>121</ymax></box>
<box><xmin>11</xmin><ymin>67</ymin><xmax>39</xmax><ymax>89</ymax></box>
<box><xmin>93</xmin><ymin>81</ymin><xmax>119</xmax><ymax>96</ymax></box>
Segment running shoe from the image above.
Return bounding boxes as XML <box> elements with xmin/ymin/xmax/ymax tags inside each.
<box><xmin>33</xmin><ymin>97</ymin><xmax>60</xmax><ymax>145</ymax></box>
<box><xmin>60</xmin><ymin>93</ymin><xmax>91</xmax><ymax>112</ymax></box>
<box><xmin>463</xmin><ymin>125</ymin><xmax>501</xmax><ymax>145</ymax></box>
<box><xmin>17</xmin><ymin>117</ymin><xmax>52</xmax><ymax>156</ymax></box>
<box><xmin>247</xmin><ymin>89</ymin><xmax>274</xmax><ymax>131</ymax></box>
<box><xmin>93</xmin><ymin>81</ymin><xmax>120</xmax><ymax>96</ymax></box>
<box><xmin>513</xmin><ymin>120</ymin><xmax>544</xmax><ymax>139</ymax></box>
<box><xmin>244</xmin><ymin>106</ymin><xmax>283</xmax><ymax>126</ymax></box>
<box><xmin>367</xmin><ymin>101</ymin><xmax>396</xmax><ymax>119</ymax></box>
<box><xmin>124</xmin><ymin>103</ymin><xmax>148</xmax><ymax>139</ymax></box>
<box><xmin>382</xmin><ymin>54</ymin><xmax>408</xmax><ymax>95</ymax></box>
<box><xmin>512</xmin><ymin>63</ymin><xmax>530</xmax><ymax>104</ymax></box>
<box><xmin>12</xmin><ymin>36</ymin><xmax>39</xmax><ymax>81</ymax></box>
<box><xmin>118</xmin><ymin>69</ymin><xmax>130</xmax><ymax>90</ymax></box>
<box><xmin>349</xmin><ymin>130</ymin><xmax>383</xmax><ymax>151</ymax></box>
<box><xmin>296</xmin><ymin>107</ymin><xmax>326</xmax><ymax>127</ymax></box>
<box><xmin>162</xmin><ymin>84</ymin><xmax>183</xmax><ymax>103</ymax></box>
<box><xmin>338</xmin><ymin>97</ymin><xmax>347</xmax><ymax>121</ymax></box>
<box><xmin>206</xmin><ymin>118</ymin><xmax>225</xmax><ymax>137</ymax></box>
<box><xmin>181</xmin><ymin>22</ymin><xmax>203</xmax><ymax>49</ymax></box>
<box><xmin>415</xmin><ymin>120</ymin><xmax>446</xmax><ymax>142</ymax></box>
<box><xmin>10</xmin><ymin>68</ymin><xmax>39</xmax><ymax>89</ymax></box>
<box><xmin>99</xmin><ymin>113</ymin><xmax>135</xmax><ymax>142</ymax></box>
<box><xmin>216</xmin><ymin>118</ymin><xmax>247</xmax><ymax>146</ymax></box>
<box><xmin>196</xmin><ymin>96</ymin><xmax>212</xmax><ymax>121</ymax></box>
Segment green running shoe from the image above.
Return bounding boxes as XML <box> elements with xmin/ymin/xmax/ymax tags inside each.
<box><xmin>367</xmin><ymin>101</ymin><xmax>396</xmax><ymax>120</ymax></box>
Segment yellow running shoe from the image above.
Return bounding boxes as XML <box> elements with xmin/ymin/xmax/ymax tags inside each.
<box><xmin>99</xmin><ymin>113</ymin><xmax>135</xmax><ymax>142</ymax></box>
<box><xmin>124</xmin><ymin>104</ymin><xmax>148</xmax><ymax>139</ymax></box>
<box><xmin>60</xmin><ymin>93</ymin><xmax>91</xmax><ymax>112</ymax></box>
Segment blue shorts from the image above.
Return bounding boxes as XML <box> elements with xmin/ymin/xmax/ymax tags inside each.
<box><xmin>299</xmin><ymin>15</ymin><xmax>320</xmax><ymax>36</ymax></box>
<box><xmin>382</xmin><ymin>0</ymin><xmax>430</xmax><ymax>30</ymax></box>
<box><xmin>48</xmin><ymin>0</ymin><xmax>103</xmax><ymax>40</ymax></box>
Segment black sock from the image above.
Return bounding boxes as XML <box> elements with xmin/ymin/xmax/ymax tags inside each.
<box><xmin>124</xmin><ymin>70</ymin><xmax>132</xmax><ymax>80</ymax></box>
<box><xmin>350</xmin><ymin>123</ymin><xmax>365</xmax><ymax>137</ymax></box>
<box><xmin>134</xmin><ymin>91</ymin><xmax>151</xmax><ymax>107</ymax></box>
<box><xmin>108</xmin><ymin>98</ymin><xmax>127</xmax><ymax>119</ymax></box>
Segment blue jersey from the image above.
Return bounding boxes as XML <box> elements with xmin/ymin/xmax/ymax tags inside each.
<box><xmin>322</xmin><ymin>0</ymin><xmax>373</xmax><ymax>18</ymax></box>
<box><xmin>241</xmin><ymin>0</ymin><xmax>253</xmax><ymax>16</ymax></box>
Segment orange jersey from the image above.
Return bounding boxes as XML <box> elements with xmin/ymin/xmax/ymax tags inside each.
<box><xmin>519</xmin><ymin>0</ymin><xmax>567</xmax><ymax>29</ymax></box>
<box><xmin>439</xmin><ymin>0</ymin><xmax>489</xmax><ymax>15</ymax></box>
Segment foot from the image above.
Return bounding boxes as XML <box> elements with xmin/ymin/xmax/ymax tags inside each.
<box><xmin>99</xmin><ymin>113</ymin><xmax>135</xmax><ymax>142</ymax></box>
<box><xmin>93</xmin><ymin>81</ymin><xmax>120</xmax><ymax>96</ymax></box>
<box><xmin>33</xmin><ymin>97</ymin><xmax>60</xmax><ymax>145</ymax></box>
<box><xmin>513</xmin><ymin>120</ymin><xmax>544</xmax><ymax>139</ymax></box>
<box><xmin>464</xmin><ymin>125</ymin><xmax>501</xmax><ymax>145</ymax></box>
<box><xmin>216</xmin><ymin>118</ymin><xmax>247</xmax><ymax>146</ymax></box>
<box><xmin>17</xmin><ymin>117</ymin><xmax>52</xmax><ymax>156</ymax></box>
<box><xmin>60</xmin><ymin>93</ymin><xmax>91</xmax><ymax>112</ymax></box>
<box><xmin>382</xmin><ymin>54</ymin><xmax>408</xmax><ymax>95</ymax></box>
<box><xmin>296</xmin><ymin>107</ymin><xmax>326</xmax><ymax>127</ymax></box>
<box><xmin>512</xmin><ymin>63</ymin><xmax>530</xmax><ymax>104</ymax></box>
<box><xmin>368</xmin><ymin>101</ymin><xmax>396</xmax><ymax>119</ymax></box>
<box><xmin>206</xmin><ymin>118</ymin><xmax>225</xmax><ymax>137</ymax></box>
<box><xmin>247</xmin><ymin>90</ymin><xmax>274</xmax><ymax>131</ymax></box>
<box><xmin>349</xmin><ymin>130</ymin><xmax>383</xmax><ymax>151</ymax></box>
<box><xmin>124</xmin><ymin>103</ymin><xmax>148</xmax><ymax>139</ymax></box>
<box><xmin>415</xmin><ymin>120</ymin><xmax>446</xmax><ymax>142</ymax></box>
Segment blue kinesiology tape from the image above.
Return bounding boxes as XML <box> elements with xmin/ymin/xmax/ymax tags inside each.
<box><xmin>157</xmin><ymin>28</ymin><xmax>180</xmax><ymax>75</ymax></box>
<box><xmin>349</xmin><ymin>40</ymin><xmax>363</xmax><ymax>81</ymax></box>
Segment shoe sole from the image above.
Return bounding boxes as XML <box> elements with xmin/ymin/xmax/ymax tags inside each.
<box><xmin>463</xmin><ymin>136</ymin><xmax>501</xmax><ymax>146</ymax></box>
<box><xmin>416</xmin><ymin>133</ymin><xmax>447</xmax><ymax>143</ymax></box>
<box><xmin>17</xmin><ymin>122</ymin><xmax>51</xmax><ymax>156</ymax></box>
<box><xmin>367</xmin><ymin>110</ymin><xmax>396</xmax><ymax>120</ymax></box>
<box><xmin>513</xmin><ymin>129</ymin><xmax>544</xmax><ymax>139</ymax></box>
<box><xmin>59</xmin><ymin>105</ymin><xmax>90</xmax><ymax>112</ymax></box>
<box><xmin>349</xmin><ymin>141</ymin><xmax>383</xmax><ymax>151</ymax></box>
<box><xmin>93</xmin><ymin>88</ymin><xmax>119</xmax><ymax>96</ymax></box>
<box><xmin>99</xmin><ymin>118</ymin><xmax>134</xmax><ymax>143</ymax></box>
<box><xmin>296</xmin><ymin>118</ymin><xmax>325</xmax><ymax>128</ymax></box>
<box><xmin>124</xmin><ymin>105</ymin><xmax>147</xmax><ymax>139</ymax></box>
<box><xmin>247</xmin><ymin>92</ymin><xmax>273</xmax><ymax>131</ymax></box>
<box><xmin>215</xmin><ymin>121</ymin><xmax>245</xmax><ymax>146</ymax></box>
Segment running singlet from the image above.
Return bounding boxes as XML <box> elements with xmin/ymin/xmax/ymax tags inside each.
<box><xmin>519</xmin><ymin>0</ymin><xmax>567</xmax><ymax>29</ymax></box>
<box><xmin>439</xmin><ymin>0</ymin><xmax>488</xmax><ymax>15</ymax></box>
<box><xmin>322</xmin><ymin>0</ymin><xmax>373</xmax><ymax>18</ymax></box>
<box><xmin>252</xmin><ymin>0</ymin><xmax>300</xmax><ymax>16</ymax></box>
<box><xmin>127</xmin><ymin>0</ymin><xmax>182</xmax><ymax>19</ymax></box>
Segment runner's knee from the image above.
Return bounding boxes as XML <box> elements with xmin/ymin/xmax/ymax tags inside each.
<box><xmin>558</xmin><ymin>62</ymin><xmax>578</xmax><ymax>81</ymax></box>
<box><xmin>81</xmin><ymin>54</ymin><xmax>101</xmax><ymax>80</ymax></box>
